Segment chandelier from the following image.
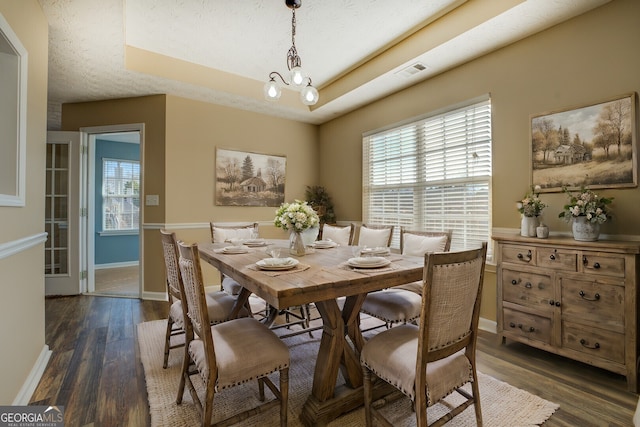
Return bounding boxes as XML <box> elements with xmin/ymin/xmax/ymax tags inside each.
<box><xmin>263</xmin><ymin>0</ymin><xmax>319</xmax><ymax>106</ymax></box>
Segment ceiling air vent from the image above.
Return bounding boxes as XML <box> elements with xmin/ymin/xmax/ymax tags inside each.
<box><xmin>394</xmin><ymin>62</ymin><xmax>428</xmax><ymax>78</ymax></box>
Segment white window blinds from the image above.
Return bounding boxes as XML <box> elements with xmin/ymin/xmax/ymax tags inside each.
<box><xmin>102</xmin><ymin>158</ymin><xmax>140</xmax><ymax>231</ymax></box>
<box><xmin>363</xmin><ymin>99</ymin><xmax>492</xmax><ymax>254</ymax></box>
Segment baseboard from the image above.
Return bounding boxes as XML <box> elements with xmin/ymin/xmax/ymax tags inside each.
<box><xmin>94</xmin><ymin>261</ymin><xmax>139</xmax><ymax>270</ymax></box>
<box><xmin>142</xmin><ymin>291</ymin><xmax>168</xmax><ymax>301</ymax></box>
<box><xmin>479</xmin><ymin>317</ymin><xmax>497</xmax><ymax>334</ymax></box>
<box><xmin>13</xmin><ymin>345</ymin><xmax>52</xmax><ymax>405</ymax></box>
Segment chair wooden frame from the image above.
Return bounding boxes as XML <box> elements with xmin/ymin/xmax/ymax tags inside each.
<box><xmin>160</xmin><ymin>229</ymin><xmax>187</xmax><ymax>369</ymax></box>
<box><xmin>176</xmin><ymin>242</ymin><xmax>290</xmax><ymax>427</ymax></box>
<box><xmin>160</xmin><ymin>229</ymin><xmax>250</xmax><ymax>369</ymax></box>
<box><xmin>361</xmin><ymin>243</ymin><xmax>488</xmax><ymax>427</ymax></box>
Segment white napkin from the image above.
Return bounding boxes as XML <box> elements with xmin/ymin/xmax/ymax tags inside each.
<box><xmin>261</xmin><ymin>257</ymin><xmax>294</xmax><ymax>266</ymax></box>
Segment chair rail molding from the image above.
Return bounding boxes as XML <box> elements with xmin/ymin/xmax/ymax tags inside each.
<box><xmin>0</xmin><ymin>232</ymin><xmax>47</xmax><ymax>260</ymax></box>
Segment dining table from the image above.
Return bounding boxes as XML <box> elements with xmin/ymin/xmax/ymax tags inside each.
<box><xmin>197</xmin><ymin>239</ymin><xmax>424</xmax><ymax>427</ymax></box>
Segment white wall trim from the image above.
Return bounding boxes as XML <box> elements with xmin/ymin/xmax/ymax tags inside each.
<box><xmin>479</xmin><ymin>317</ymin><xmax>497</xmax><ymax>334</ymax></box>
<box><xmin>12</xmin><ymin>345</ymin><xmax>52</xmax><ymax>405</ymax></box>
<box><xmin>143</xmin><ymin>290</ymin><xmax>168</xmax><ymax>301</ymax></box>
<box><xmin>94</xmin><ymin>261</ymin><xmax>139</xmax><ymax>270</ymax></box>
<box><xmin>0</xmin><ymin>232</ymin><xmax>47</xmax><ymax>260</ymax></box>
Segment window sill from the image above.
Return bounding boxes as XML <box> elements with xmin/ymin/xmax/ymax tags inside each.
<box><xmin>99</xmin><ymin>230</ymin><xmax>139</xmax><ymax>237</ymax></box>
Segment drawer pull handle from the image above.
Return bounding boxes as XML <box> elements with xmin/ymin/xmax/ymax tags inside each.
<box><xmin>524</xmin><ymin>282</ymin><xmax>532</xmax><ymax>289</ymax></box>
<box><xmin>582</xmin><ymin>257</ymin><xmax>601</xmax><ymax>269</ymax></box>
<box><xmin>518</xmin><ymin>324</ymin><xmax>535</xmax><ymax>333</ymax></box>
<box><xmin>511</xmin><ymin>279</ymin><xmax>519</xmax><ymax>285</ymax></box>
<box><xmin>580</xmin><ymin>339</ymin><xmax>600</xmax><ymax>350</ymax></box>
<box><xmin>579</xmin><ymin>290</ymin><xmax>600</xmax><ymax>301</ymax></box>
<box><xmin>509</xmin><ymin>322</ymin><xmax>516</xmax><ymax>328</ymax></box>
<box><xmin>549</xmin><ymin>300</ymin><xmax>561</xmax><ymax>307</ymax></box>
<box><xmin>517</xmin><ymin>250</ymin><xmax>532</xmax><ymax>262</ymax></box>
<box><xmin>549</xmin><ymin>254</ymin><xmax>555</xmax><ymax>260</ymax></box>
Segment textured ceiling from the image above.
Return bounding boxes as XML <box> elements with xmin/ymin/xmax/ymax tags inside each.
<box><xmin>39</xmin><ymin>0</ymin><xmax>610</xmax><ymax>130</ymax></box>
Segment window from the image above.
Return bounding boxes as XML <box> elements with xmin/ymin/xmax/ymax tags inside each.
<box><xmin>102</xmin><ymin>158</ymin><xmax>140</xmax><ymax>231</ymax></box>
<box><xmin>363</xmin><ymin>98</ymin><xmax>492</xmax><ymax>255</ymax></box>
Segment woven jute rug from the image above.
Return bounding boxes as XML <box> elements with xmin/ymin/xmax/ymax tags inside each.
<box><xmin>138</xmin><ymin>319</ymin><xmax>558</xmax><ymax>426</ymax></box>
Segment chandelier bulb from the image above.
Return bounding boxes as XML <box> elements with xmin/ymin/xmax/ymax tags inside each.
<box><xmin>264</xmin><ymin>79</ymin><xmax>282</xmax><ymax>101</ymax></box>
<box><xmin>300</xmin><ymin>84</ymin><xmax>319</xmax><ymax>106</ymax></box>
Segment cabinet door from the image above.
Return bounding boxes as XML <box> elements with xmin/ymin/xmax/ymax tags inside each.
<box><xmin>560</xmin><ymin>275</ymin><xmax>624</xmax><ymax>330</ymax></box>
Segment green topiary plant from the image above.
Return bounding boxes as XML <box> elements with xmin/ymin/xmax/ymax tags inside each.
<box><xmin>305</xmin><ymin>185</ymin><xmax>336</xmax><ymax>224</ymax></box>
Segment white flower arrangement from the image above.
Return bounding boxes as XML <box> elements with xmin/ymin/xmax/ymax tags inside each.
<box><xmin>517</xmin><ymin>185</ymin><xmax>546</xmax><ymax>217</ymax></box>
<box><xmin>559</xmin><ymin>186</ymin><xmax>613</xmax><ymax>224</ymax></box>
<box><xmin>274</xmin><ymin>200</ymin><xmax>320</xmax><ymax>232</ymax></box>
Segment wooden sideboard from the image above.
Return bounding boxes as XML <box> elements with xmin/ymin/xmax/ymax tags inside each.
<box><xmin>492</xmin><ymin>233</ymin><xmax>640</xmax><ymax>392</ymax></box>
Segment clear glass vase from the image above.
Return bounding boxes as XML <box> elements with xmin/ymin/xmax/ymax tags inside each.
<box><xmin>289</xmin><ymin>231</ymin><xmax>306</xmax><ymax>256</ymax></box>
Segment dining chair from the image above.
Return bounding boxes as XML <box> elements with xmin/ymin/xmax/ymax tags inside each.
<box><xmin>209</xmin><ymin>222</ymin><xmax>259</xmax><ymax>296</ymax></box>
<box><xmin>361</xmin><ymin>242</ymin><xmax>487</xmax><ymax>427</ymax></box>
<box><xmin>359</xmin><ymin>229</ymin><xmax>453</xmax><ymax>329</ymax></box>
<box><xmin>176</xmin><ymin>241</ymin><xmax>290</xmax><ymax>427</ymax></box>
<box><xmin>320</xmin><ymin>223</ymin><xmax>355</xmax><ymax>246</ymax></box>
<box><xmin>356</xmin><ymin>223</ymin><xmax>394</xmax><ymax>248</ymax></box>
<box><xmin>160</xmin><ymin>229</ymin><xmax>249</xmax><ymax>369</ymax></box>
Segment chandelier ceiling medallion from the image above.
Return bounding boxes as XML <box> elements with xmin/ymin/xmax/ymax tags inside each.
<box><xmin>263</xmin><ymin>0</ymin><xmax>319</xmax><ymax>106</ymax></box>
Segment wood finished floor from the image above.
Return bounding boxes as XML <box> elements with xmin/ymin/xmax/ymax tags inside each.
<box><xmin>30</xmin><ymin>295</ymin><xmax>638</xmax><ymax>427</ymax></box>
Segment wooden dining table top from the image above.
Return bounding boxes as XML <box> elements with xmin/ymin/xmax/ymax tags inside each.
<box><xmin>197</xmin><ymin>240</ymin><xmax>424</xmax><ymax>309</ymax></box>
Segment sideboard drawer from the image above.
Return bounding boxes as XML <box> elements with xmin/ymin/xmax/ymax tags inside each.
<box><xmin>502</xmin><ymin>268</ymin><xmax>553</xmax><ymax>310</ymax></box>
<box><xmin>503</xmin><ymin>307</ymin><xmax>552</xmax><ymax>345</ymax></box>
<box><xmin>562</xmin><ymin>321</ymin><xmax>624</xmax><ymax>364</ymax></box>
<box><xmin>580</xmin><ymin>252</ymin><xmax>626</xmax><ymax>278</ymax></box>
<box><xmin>502</xmin><ymin>245</ymin><xmax>537</xmax><ymax>266</ymax></box>
<box><xmin>536</xmin><ymin>248</ymin><xmax>578</xmax><ymax>271</ymax></box>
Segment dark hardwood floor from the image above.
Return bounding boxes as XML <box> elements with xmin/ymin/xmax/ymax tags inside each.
<box><xmin>30</xmin><ymin>295</ymin><xmax>637</xmax><ymax>426</ymax></box>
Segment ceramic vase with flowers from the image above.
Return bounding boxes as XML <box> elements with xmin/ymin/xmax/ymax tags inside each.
<box><xmin>517</xmin><ymin>185</ymin><xmax>546</xmax><ymax>237</ymax></box>
<box><xmin>274</xmin><ymin>200</ymin><xmax>320</xmax><ymax>256</ymax></box>
<box><xmin>558</xmin><ymin>186</ymin><xmax>613</xmax><ymax>242</ymax></box>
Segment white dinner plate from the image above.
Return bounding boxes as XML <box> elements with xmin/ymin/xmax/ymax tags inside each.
<box><xmin>360</xmin><ymin>247</ymin><xmax>390</xmax><ymax>256</ymax></box>
<box><xmin>256</xmin><ymin>257</ymin><xmax>299</xmax><ymax>271</ymax></box>
<box><xmin>243</xmin><ymin>239</ymin><xmax>268</xmax><ymax>247</ymax></box>
<box><xmin>347</xmin><ymin>256</ymin><xmax>391</xmax><ymax>269</ymax></box>
<box><xmin>313</xmin><ymin>240</ymin><xmax>337</xmax><ymax>249</ymax></box>
<box><xmin>222</xmin><ymin>246</ymin><xmax>249</xmax><ymax>254</ymax></box>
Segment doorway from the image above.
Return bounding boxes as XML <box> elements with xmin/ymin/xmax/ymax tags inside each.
<box><xmin>45</xmin><ymin>125</ymin><xmax>144</xmax><ymax>298</ymax></box>
<box><xmin>87</xmin><ymin>128</ymin><xmax>142</xmax><ymax>298</ymax></box>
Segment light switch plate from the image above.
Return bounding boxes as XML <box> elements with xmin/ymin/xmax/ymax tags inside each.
<box><xmin>145</xmin><ymin>194</ymin><xmax>159</xmax><ymax>206</ymax></box>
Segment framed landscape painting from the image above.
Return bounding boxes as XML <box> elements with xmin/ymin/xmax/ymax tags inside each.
<box><xmin>530</xmin><ymin>93</ymin><xmax>637</xmax><ymax>192</ymax></box>
<box><xmin>215</xmin><ymin>148</ymin><xmax>286</xmax><ymax>207</ymax></box>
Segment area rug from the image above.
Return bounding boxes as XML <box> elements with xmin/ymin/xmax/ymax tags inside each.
<box><xmin>138</xmin><ymin>319</ymin><xmax>558</xmax><ymax>426</ymax></box>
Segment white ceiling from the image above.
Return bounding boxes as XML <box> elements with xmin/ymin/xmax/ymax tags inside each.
<box><xmin>39</xmin><ymin>0</ymin><xmax>610</xmax><ymax>130</ymax></box>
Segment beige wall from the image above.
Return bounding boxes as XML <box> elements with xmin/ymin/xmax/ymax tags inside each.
<box><xmin>318</xmin><ymin>0</ymin><xmax>640</xmax><ymax>322</ymax></box>
<box><xmin>0</xmin><ymin>0</ymin><xmax>48</xmax><ymax>404</ymax></box>
<box><xmin>62</xmin><ymin>95</ymin><xmax>318</xmax><ymax>293</ymax></box>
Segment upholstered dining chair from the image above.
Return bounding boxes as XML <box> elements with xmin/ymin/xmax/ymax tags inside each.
<box><xmin>356</xmin><ymin>223</ymin><xmax>394</xmax><ymax>248</ymax></box>
<box><xmin>176</xmin><ymin>241</ymin><xmax>290</xmax><ymax>427</ymax></box>
<box><xmin>359</xmin><ymin>229</ymin><xmax>453</xmax><ymax>329</ymax></box>
<box><xmin>361</xmin><ymin>242</ymin><xmax>487</xmax><ymax>427</ymax></box>
<box><xmin>209</xmin><ymin>222</ymin><xmax>259</xmax><ymax>296</ymax></box>
<box><xmin>160</xmin><ymin>229</ymin><xmax>248</xmax><ymax>369</ymax></box>
<box><xmin>320</xmin><ymin>223</ymin><xmax>355</xmax><ymax>246</ymax></box>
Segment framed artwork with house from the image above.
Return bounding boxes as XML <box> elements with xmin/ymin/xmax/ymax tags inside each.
<box><xmin>530</xmin><ymin>92</ymin><xmax>637</xmax><ymax>192</ymax></box>
<box><xmin>215</xmin><ymin>148</ymin><xmax>286</xmax><ymax>206</ymax></box>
